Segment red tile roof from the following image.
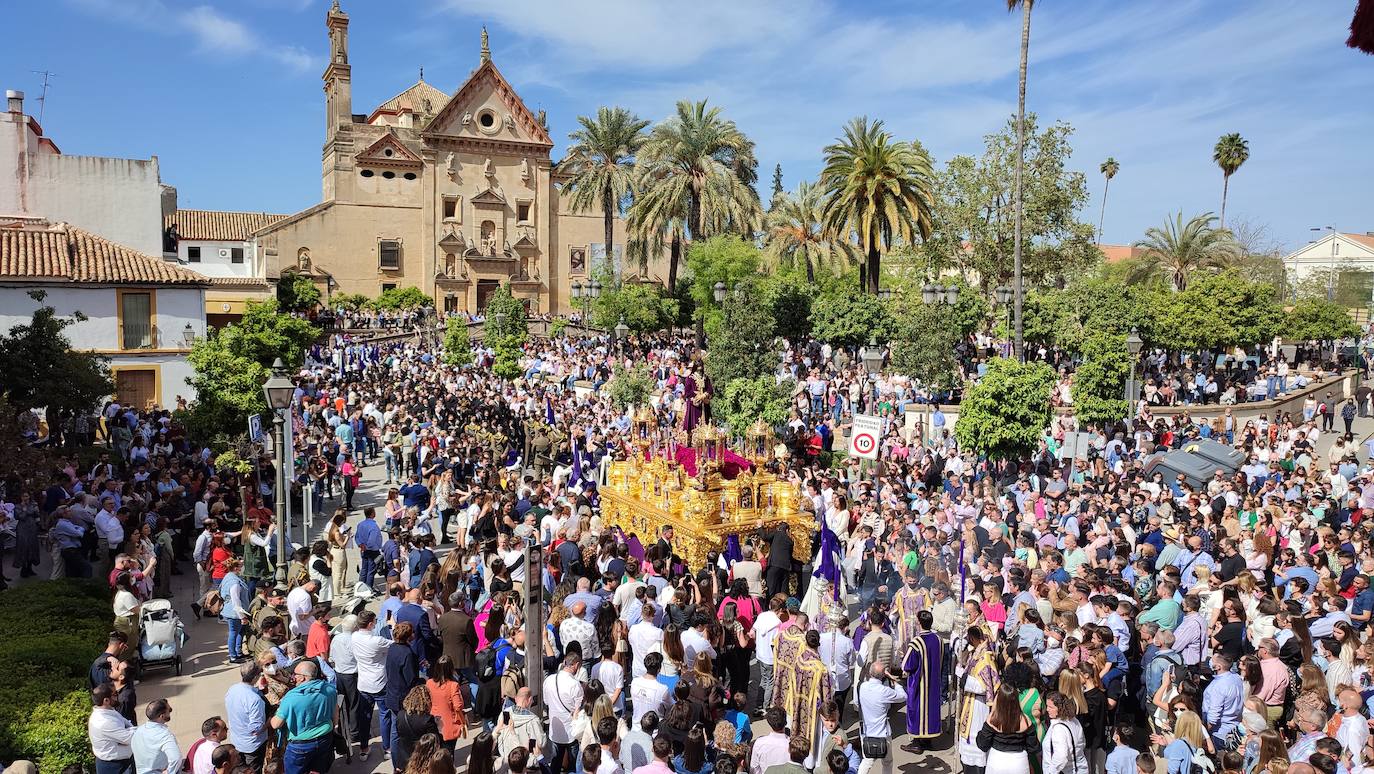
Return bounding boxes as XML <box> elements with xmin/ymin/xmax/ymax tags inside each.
<box><xmin>0</xmin><ymin>221</ymin><xmax>209</xmax><ymax>285</ymax></box>
<box><xmin>166</xmin><ymin>210</ymin><xmax>288</xmax><ymax>242</ymax></box>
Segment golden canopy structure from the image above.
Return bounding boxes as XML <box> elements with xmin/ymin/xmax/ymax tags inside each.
<box><xmin>600</xmin><ymin>415</ymin><xmax>811</xmax><ymax>569</ymax></box>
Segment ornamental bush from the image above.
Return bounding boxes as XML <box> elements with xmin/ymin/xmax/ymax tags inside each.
<box><xmin>0</xmin><ymin>579</ymin><xmax>113</xmax><ymax>772</ymax></box>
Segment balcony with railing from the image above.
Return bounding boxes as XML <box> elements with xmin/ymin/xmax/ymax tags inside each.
<box><xmin>119</xmin><ymin>322</ymin><xmax>159</xmax><ymax>350</ymax></box>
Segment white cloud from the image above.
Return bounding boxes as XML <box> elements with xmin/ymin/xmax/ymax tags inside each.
<box><xmin>64</xmin><ymin>0</ymin><xmax>319</xmax><ymax>73</ymax></box>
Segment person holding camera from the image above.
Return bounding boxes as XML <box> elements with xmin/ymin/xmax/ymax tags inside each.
<box><xmin>855</xmin><ymin>660</ymin><xmax>907</xmax><ymax>774</ymax></box>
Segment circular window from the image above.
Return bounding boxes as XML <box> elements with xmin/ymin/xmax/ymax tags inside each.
<box><xmin>360</xmin><ymin>169</ymin><xmax>374</xmax><ymax>177</ymax></box>
<box><xmin>383</xmin><ymin>148</ymin><xmax>393</xmax><ymax>157</ymax></box>
<box><xmin>382</xmin><ymin>170</ymin><xmax>396</xmax><ymax>179</ymax></box>
<box><xmin>403</xmin><ymin>172</ymin><xmax>417</xmax><ymax>180</ymax></box>
<box><xmin>478</xmin><ymin>111</ymin><xmax>495</xmax><ymax>128</ymax></box>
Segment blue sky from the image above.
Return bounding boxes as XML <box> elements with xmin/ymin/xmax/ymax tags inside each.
<box><xmin>3</xmin><ymin>0</ymin><xmax>1371</xmax><ymax>253</ymax></box>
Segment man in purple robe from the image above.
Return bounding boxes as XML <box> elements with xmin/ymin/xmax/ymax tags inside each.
<box><xmin>900</xmin><ymin>610</ymin><xmax>943</xmax><ymax>753</ymax></box>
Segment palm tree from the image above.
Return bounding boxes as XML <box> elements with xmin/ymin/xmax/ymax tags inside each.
<box><xmin>632</xmin><ymin>99</ymin><xmax>761</xmax><ymax>290</ymax></box>
<box><xmin>562</xmin><ymin>107</ymin><xmax>650</xmax><ymax>274</ymax></box>
<box><xmin>819</xmin><ymin>117</ymin><xmax>935</xmax><ymax>295</ymax></box>
<box><xmin>1097</xmin><ymin>157</ymin><xmax>1119</xmax><ymax>243</ymax></box>
<box><xmin>1008</xmin><ymin>0</ymin><xmax>1034</xmax><ymax>359</ymax></box>
<box><xmin>1213</xmin><ymin>133</ymin><xmax>1249</xmax><ymax>228</ymax></box>
<box><xmin>1131</xmin><ymin>211</ymin><xmax>1242</xmax><ymax>291</ymax></box>
<box><xmin>636</xmin><ymin>99</ymin><xmax>761</xmax><ymax>242</ymax></box>
<box><xmin>764</xmin><ymin>181</ymin><xmax>857</xmax><ymax>283</ymax></box>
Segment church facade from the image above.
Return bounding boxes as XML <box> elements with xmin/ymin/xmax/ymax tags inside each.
<box><xmin>257</xmin><ymin>3</ymin><xmax>660</xmax><ymax>315</ymax></box>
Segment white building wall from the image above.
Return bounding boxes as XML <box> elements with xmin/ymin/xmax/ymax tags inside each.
<box><xmin>178</xmin><ymin>239</ymin><xmax>257</xmax><ymax>278</ymax></box>
<box><xmin>1284</xmin><ymin>234</ymin><xmax>1374</xmax><ymax>283</ymax></box>
<box><xmin>0</xmin><ymin>285</ymin><xmax>205</xmax><ymax>408</ymax></box>
<box><xmin>28</xmin><ymin>154</ymin><xmax>165</xmax><ymax>257</ymax></box>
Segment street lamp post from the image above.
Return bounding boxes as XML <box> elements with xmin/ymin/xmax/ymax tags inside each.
<box><xmin>995</xmin><ymin>285</ymin><xmax>1014</xmax><ymax>356</ymax></box>
<box><xmin>1311</xmin><ymin>225</ymin><xmax>1336</xmax><ymax>301</ymax></box>
<box><xmin>1125</xmin><ymin>327</ymin><xmax>1144</xmax><ymax>418</ymax></box>
<box><xmin>261</xmin><ymin>358</ymin><xmax>295</xmax><ymax>585</ymax></box>
<box><xmin>861</xmin><ymin>337</ymin><xmax>884</xmax><ymax>374</ymax></box>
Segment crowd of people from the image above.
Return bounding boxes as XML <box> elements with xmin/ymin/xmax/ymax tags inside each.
<box><xmin>7</xmin><ymin>320</ymin><xmax>1374</xmax><ymax>774</ymax></box>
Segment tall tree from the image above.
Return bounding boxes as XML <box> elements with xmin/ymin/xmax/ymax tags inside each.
<box><xmin>1213</xmin><ymin>132</ymin><xmax>1249</xmax><ymax>228</ymax></box>
<box><xmin>819</xmin><ymin>117</ymin><xmax>935</xmax><ymax>295</ymax></box>
<box><xmin>1097</xmin><ymin>157</ymin><xmax>1119</xmax><ymax>243</ymax></box>
<box><xmin>0</xmin><ymin>291</ymin><xmax>113</xmax><ymax>418</ymax></box>
<box><xmin>770</xmin><ymin>164</ymin><xmax>784</xmax><ymax>203</ymax></box>
<box><xmin>920</xmin><ymin>116</ymin><xmax>1097</xmax><ymax>289</ymax></box>
<box><xmin>764</xmin><ymin>181</ymin><xmax>856</xmax><ymax>283</ymax></box>
<box><xmin>563</xmin><ymin>107</ymin><xmax>651</xmax><ymax>273</ymax></box>
<box><xmin>1130</xmin><ymin>212</ymin><xmax>1242</xmax><ymax>291</ymax></box>
<box><xmin>632</xmin><ymin>99</ymin><xmax>761</xmax><ymax>291</ymax></box>
<box><xmin>1009</xmin><ymin>0</ymin><xmax>1035</xmax><ymax>359</ymax></box>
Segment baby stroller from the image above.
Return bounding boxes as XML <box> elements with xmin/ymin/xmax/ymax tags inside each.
<box><xmin>139</xmin><ymin>598</ymin><xmax>187</xmax><ymax>676</ymax></box>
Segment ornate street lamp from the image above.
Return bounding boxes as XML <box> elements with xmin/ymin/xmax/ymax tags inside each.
<box><xmin>260</xmin><ymin>358</ymin><xmax>294</xmax><ymax>585</ymax></box>
<box><xmin>861</xmin><ymin>337</ymin><xmax>884</xmax><ymax>374</ymax></box>
<box><xmin>713</xmin><ymin>281</ymin><xmax>727</xmax><ymax>304</ymax></box>
<box><xmin>615</xmin><ymin>318</ymin><xmax>630</xmax><ymax>342</ymax></box>
<box><xmin>878</xmin><ymin>287</ymin><xmax>893</xmax><ymax>302</ymax></box>
<box><xmin>181</xmin><ymin>322</ymin><xmax>195</xmax><ymax>348</ymax></box>
<box><xmin>921</xmin><ymin>283</ymin><xmax>940</xmax><ymax>306</ymax></box>
<box><xmin>994</xmin><ymin>285</ymin><xmax>1013</xmax><ymax>305</ymax></box>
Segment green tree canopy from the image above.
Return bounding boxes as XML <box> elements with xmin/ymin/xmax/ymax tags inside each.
<box><xmin>181</xmin><ymin>299</ymin><xmax>320</xmax><ymax>440</ymax></box>
<box><xmin>954</xmin><ymin>358</ymin><xmax>1056</xmax><ymax>461</ymax></box>
<box><xmin>757</xmin><ymin>273</ymin><xmax>813</xmax><ymax>342</ymax></box>
<box><xmin>1071</xmin><ymin>332</ymin><xmax>1131</xmax><ymax>427</ymax></box>
<box><xmin>372</xmin><ymin>286</ymin><xmax>433</xmax><ymax>310</ymax></box>
<box><xmin>0</xmin><ymin>291</ymin><xmax>113</xmax><ymax>417</ymax></box>
<box><xmin>592</xmin><ymin>282</ymin><xmax>678</xmax><ymax>334</ymax></box>
<box><xmin>330</xmin><ymin>292</ymin><xmax>371</xmax><ymax>312</ymax></box>
<box><xmin>1129</xmin><ymin>212</ymin><xmax>1241</xmax><ymax>292</ymax></box>
<box><xmin>808</xmin><ymin>285</ymin><xmax>897</xmax><ymax>349</ymax></box>
<box><xmin>889</xmin><ymin>302</ymin><xmax>961</xmax><ymax>392</ymax></box>
<box><xmin>919</xmin><ymin>115</ymin><xmax>1098</xmax><ymax>288</ymax></box>
<box><xmin>608</xmin><ymin>363</ymin><xmax>655</xmax><ymax>411</ymax></box>
<box><xmin>563</xmin><ymin>106</ymin><xmax>650</xmax><ymax>273</ymax></box>
<box><xmin>1283</xmin><ymin>298</ymin><xmax>1359</xmax><ymax>342</ymax></box>
<box><xmin>705</xmin><ymin>283</ymin><xmax>777</xmax><ymax>389</ymax></box>
<box><xmin>484</xmin><ymin>286</ymin><xmax>528</xmax><ymax>380</ymax></box>
<box><xmin>716</xmin><ymin>376</ymin><xmax>793</xmax><ymax>436</ymax></box>
<box><xmin>442</xmin><ymin>317</ymin><xmax>473</xmax><ymax>366</ymax></box>
<box><xmin>276</xmin><ymin>273</ymin><xmax>321</xmax><ymax>312</ymax></box>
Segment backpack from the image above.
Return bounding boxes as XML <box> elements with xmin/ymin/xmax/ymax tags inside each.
<box><xmin>1183</xmin><ymin>741</ymin><xmax>1215</xmax><ymax>774</ymax></box>
<box><xmin>201</xmin><ymin>589</ymin><xmax>224</xmax><ymax>618</ymax></box>
<box><xmin>475</xmin><ymin>639</ymin><xmax>511</xmax><ymax>682</ymax></box>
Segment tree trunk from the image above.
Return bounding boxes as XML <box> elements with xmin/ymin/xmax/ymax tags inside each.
<box><xmin>866</xmin><ymin>244</ymin><xmax>881</xmax><ymax>295</ymax></box>
<box><xmin>1220</xmin><ymin>173</ymin><xmax>1230</xmax><ymax>229</ymax></box>
<box><xmin>1097</xmin><ymin>178</ymin><xmax>1110</xmax><ymax>244</ymax></box>
<box><xmin>668</xmin><ymin>232</ymin><xmax>681</xmax><ymax>295</ymax></box>
<box><xmin>604</xmin><ymin>188</ymin><xmax>616</xmax><ymax>277</ymax></box>
<box><xmin>805</xmin><ymin>254</ymin><xmax>815</xmax><ymax>284</ymax></box>
<box><xmin>1012</xmin><ymin>0</ymin><xmax>1032</xmax><ymax>362</ymax></box>
<box><xmin>858</xmin><ymin>263</ymin><xmax>867</xmax><ymax>293</ymax></box>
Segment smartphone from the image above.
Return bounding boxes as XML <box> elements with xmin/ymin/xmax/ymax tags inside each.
<box><xmin>502</xmin><ymin>710</ymin><xmax>511</xmax><ymax>725</ymax></box>
<box><xmin>527</xmin><ymin>738</ymin><xmax>536</xmax><ymax>751</ymax></box>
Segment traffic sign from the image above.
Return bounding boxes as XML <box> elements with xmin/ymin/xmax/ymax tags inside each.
<box><xmin>849</xmin><ymin>413</ymin><xmax>881</xmax><ymax>460</ymax></box>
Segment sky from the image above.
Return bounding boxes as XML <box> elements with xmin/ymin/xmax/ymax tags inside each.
<box><xmin>3</xmin><ymin>0</ymin><xmax>1371</xmax><ymax>254</ymax></box>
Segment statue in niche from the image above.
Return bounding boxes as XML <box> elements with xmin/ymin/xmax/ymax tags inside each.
<box><xmin>503</xmin><ymin>239</ymin><xmax>513</xmax><ymax>256</ymax></box>
<box><xmin>519</xmin><ymin>158</ymin><xmax>530</xmax><ymax>182</ymax></box>
<box><xmin>444</xmin><ymin>152</ymin><xmax>461</xmax><ymax>182</ymax></box>
<box><xmin>503</xmin><ymin>113</ymin><xmax>515</xmax><ymax>130</ymax></box>
<box><xmin>483</xmin><ymin>158</ymin><xmax>494</xmax><ymax>178</ymax></box>
<box><xmin>461</xmin><ymin>111</ymin><xmax>472</xmax><ymax>127</ymax></box>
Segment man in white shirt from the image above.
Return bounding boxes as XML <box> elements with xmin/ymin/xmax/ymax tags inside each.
<box><xmin>187</xmin><ymin>716</ymin><xmax>228</xmax><ymax>774</ymax></box>
<box><xmin>94</xmin><ymin>497</ymin><xmax>124</xmax><ymax>572</ymax></box>
<box><xmin>350</xmin><ymin>611</ymin><xmax>393</xmax><ymax>757</ymax></box>
<box><xmin>543</xmin><ymin>653</ymin><xmax>585</xmax><ymax>774</ymax></box>
<box><xmin>89</xmin><ymin>683</ymin><xmax>137</xmax><ymax>773</ymax></box>
<box><xmin>1335</xmin><ymin>688</ymin><xmax>1369</xmax><ymax>758</ymax></box>
<box><xmin>131</xmin><ymin>699</ymin><xmax>182</xmax><ymax>774</ymax></box>
<box><xmin>680</xmin><ymin>612</ymin><xmax>717</xmax><ymax>670</ymax></box>
<box><xmin>628</xmin><ymin>605</ymin><xmax>664</xmax><ymax>677</ymax></box>
<box><xmin>629</xmin><ymin>652</ymin><xmax>671</xmax><ymax>727</ymax></box>
<box><xmin>855</xmin><ymin>662</ymin><xmax>907</xmax><ymax>774</ymax></box>
<box><xmin>752</xmin><ymin>598</ymin><xmax>785</xmax><ymax>709</ymax></box>
<box><xmin>818</xmin><ymin>621</ymin><xmax>857</xmax><ymax>717</ymax></box>
<box><xmin>286</xmin><ymin>580</ymin><xmax>319</xmax><ymax>637</ymax></box>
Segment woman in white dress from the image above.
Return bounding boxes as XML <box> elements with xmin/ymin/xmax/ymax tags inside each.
<box><xmin>1042</xmin><ymin>692</ymin><xmax>1089</xmax><ymax>774</ymax></box>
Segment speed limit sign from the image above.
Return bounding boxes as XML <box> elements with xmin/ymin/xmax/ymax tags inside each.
<box><xmin>849</xmin><ymin>414</ymin><xmax>881</xmax><ymax>460</ymax></box>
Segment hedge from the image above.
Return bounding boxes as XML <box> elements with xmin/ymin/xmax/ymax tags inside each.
<box><xmin>0</xmin><ymin>579</ymin><xmax>112</xmax><ymax>771</ymax></box>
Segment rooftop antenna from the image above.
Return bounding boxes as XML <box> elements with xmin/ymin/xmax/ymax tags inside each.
<box><xmin>30</xmin><ymin>70</ymin><xmax>55</xmax><ymax>124</ymax></box>
<box><xmin>419</xmin><ymin>66</ymin><xmax>424</xmax><ymax>81</ymax></box>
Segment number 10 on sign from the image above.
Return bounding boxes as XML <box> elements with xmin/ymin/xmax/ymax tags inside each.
<box><xmin>849</xmin><ymin>414</ymin><xmax>881</xmax><ymax>460</ymax></box>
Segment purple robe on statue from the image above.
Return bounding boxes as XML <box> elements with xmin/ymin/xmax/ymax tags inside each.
<box><xmin>902</xmin><ymin>631</ymin><xmax>943</xmax><ymax>738</ymax></box>
<box><xmin>682</xmin><ymin>374</ymin><xmax>702</xmax><ymax>433</ymax></box>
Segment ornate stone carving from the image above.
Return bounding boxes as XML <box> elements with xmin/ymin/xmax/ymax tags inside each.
<box><xmin>444</xmin><ymin>152</ymin><xmax>460</xmax><ymax>182</ymax></box>
<box><xmin>461</xmin><ymin>111</ymin><xmax>472</xmax><ymax>127</ymax></box>
<box><xmin>520</xmin><ymin>157</ymin><xmax>530</xmax><ymax>183</ymax></box>
<box><xmin>504</xmin><ymin>113</ymin><xmax>515</xmax><ymax>130</ymax></box>
<box><xmin>483</xmin><ymin>157</ymin><xmax>494</xmax><ymax>178</ymax></box>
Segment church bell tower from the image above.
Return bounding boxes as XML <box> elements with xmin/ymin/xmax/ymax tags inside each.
<box><xmin>321</xmin><ymin>0</ymin><xmax>353</xmax><ymax>200</ymax></box>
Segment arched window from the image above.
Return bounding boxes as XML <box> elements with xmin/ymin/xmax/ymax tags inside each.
<box><xmin>444</xmin><ymin>253</ymin><xmax>457</xmax><ymax>277</ymax></box>
<box><xmin>297</xmin><ymin>248</ymin><xmax>311</xmax><ymax>271</ymax></box>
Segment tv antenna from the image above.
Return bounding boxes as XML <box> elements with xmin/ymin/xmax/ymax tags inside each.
<box><xmin>30</xmin><ymin>70</ymin><xmax>55</xmax><ymax>124</ymax></box>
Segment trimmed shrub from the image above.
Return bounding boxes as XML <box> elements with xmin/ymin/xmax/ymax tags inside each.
<box><xmin>0</xmin><ymin>579</ymin><xmax>112</xmax><ymax>771</ymax></box>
